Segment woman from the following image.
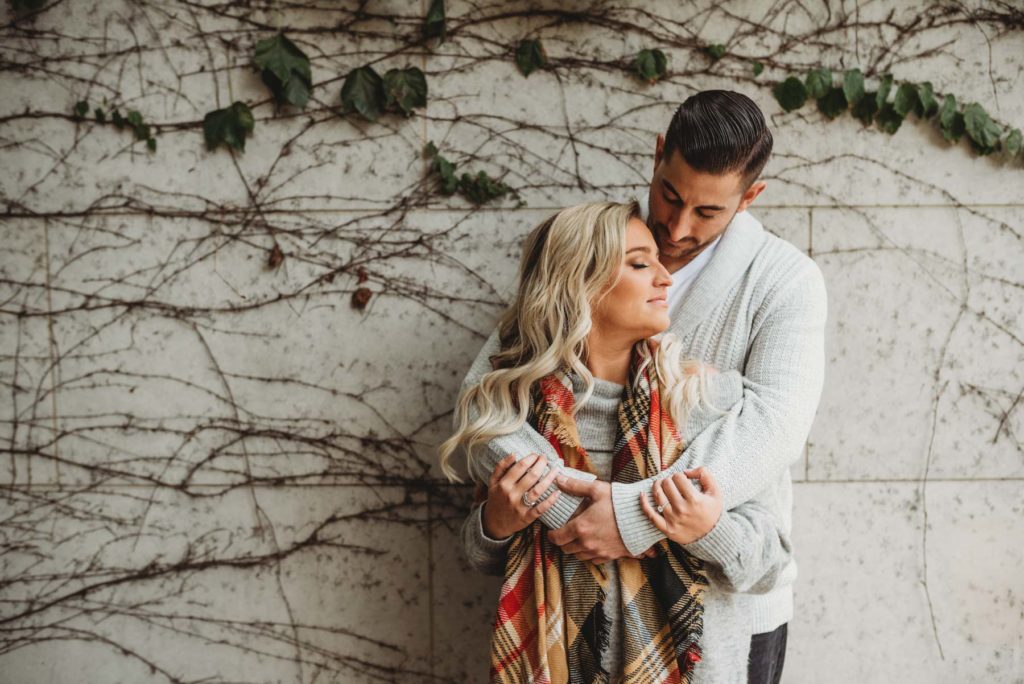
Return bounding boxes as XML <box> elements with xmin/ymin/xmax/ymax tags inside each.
<box><xmin>439</xmin><ymin>200</ymin><xmax>790</xmax><ymax>683</ymax></box>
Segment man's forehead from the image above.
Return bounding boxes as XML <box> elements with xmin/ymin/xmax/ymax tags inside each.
<box><xmin>657</xmin><ymin>152</ymin><xmax>743</xmax><ymax>199</ymax></box>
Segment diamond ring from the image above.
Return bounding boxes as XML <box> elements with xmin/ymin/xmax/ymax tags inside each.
<box><xmin>522</xmin><ymin>491</ymin><xmax>538</xmax><ymax>507</ymax></box>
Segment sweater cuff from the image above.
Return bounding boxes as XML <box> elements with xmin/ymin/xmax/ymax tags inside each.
<box><xmin>611</xmin><ymin>479</ymin><xmax>667</xmax><ymax>556</ymax></box>
<box><xmin>475</xmin><ymin>502</ymin><xmax>514</xmax><ymax>549</ymax></box>
<box><xmin>680</xmin><ymin>510</ymin><xmax>745</xmax><ymax>567</ymax></box>
<box><xmin>538</xmin><ymin>466</ymin><xmax>596</xmax><ymax>529</ymax></box>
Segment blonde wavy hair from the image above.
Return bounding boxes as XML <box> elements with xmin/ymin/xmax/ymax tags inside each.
<box><xmin>438</xmin><ymin>200</ymin><xmax>723</xmax><ymax>483</ymax></box>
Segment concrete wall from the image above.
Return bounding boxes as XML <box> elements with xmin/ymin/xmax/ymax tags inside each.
<box><xmin>1</xmin><ymin>1</ymin><xmax>1021</xmax><ymax>681</ymax></box>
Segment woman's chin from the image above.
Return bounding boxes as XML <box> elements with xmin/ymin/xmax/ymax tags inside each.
<box><xmin>641</xmin><ymin>316</ymin><xmax>671</xmax><ymax>338</ymax></box>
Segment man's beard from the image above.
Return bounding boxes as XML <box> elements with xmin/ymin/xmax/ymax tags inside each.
<box><xmin>653</xmin><ymin>210</ymin><xmax>738</xmax><ymax>265</ymax></box>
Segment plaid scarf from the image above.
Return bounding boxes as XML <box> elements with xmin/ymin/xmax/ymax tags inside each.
<box><xmin>473</xmin><ymin>340</ymin><xmax>708</xmax><ymax>683</ymax></box>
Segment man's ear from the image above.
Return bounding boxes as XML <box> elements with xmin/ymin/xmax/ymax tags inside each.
<box><xmin>736</xmin><ymin>180</ymin><xmax>767</xmax><ymax>213</ymax></box>
<box><xmin>654</xmin><ymin>134</ymin><xmax>665</xmax><ymax>171</ymax></box>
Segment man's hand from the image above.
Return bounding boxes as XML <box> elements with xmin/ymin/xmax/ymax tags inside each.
<box><xmin>548</xmin><ymin>477</ymin><xmax>657</xmax><ymax>564</ymax></box>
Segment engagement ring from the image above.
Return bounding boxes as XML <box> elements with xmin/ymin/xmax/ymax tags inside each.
<box><xmin>522</xmin><ymin>491</ymin><xmax>538</xmax><ymax>507</ymax></box>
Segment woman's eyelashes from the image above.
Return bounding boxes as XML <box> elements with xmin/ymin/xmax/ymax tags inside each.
<box><xmin>630</xmin><ymin>262</ymin><xmax>650</xmax><ymax>270</ymax></box>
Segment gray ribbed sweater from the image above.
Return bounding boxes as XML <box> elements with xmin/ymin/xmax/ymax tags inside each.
<box><xmin>459</xmin><ymin>209</ymin><xmax>827</xmax><ymax>634</ymax></box>
<box><xmin>461</xmin><ymin>374</ymin><xmax>794</xmax><ymax>683</ymax></box>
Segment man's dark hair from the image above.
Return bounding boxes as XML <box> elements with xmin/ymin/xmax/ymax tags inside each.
<box><xmin>662</xmin><ymin>90</ymin><xmax>773</xmax><ymax>191</ymax></box>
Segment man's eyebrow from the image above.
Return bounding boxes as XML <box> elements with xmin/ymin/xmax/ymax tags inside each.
<box><xmin>660</xmin><ymin>178</ymin><xmax>726</xmax><ymax>211</ymax></box>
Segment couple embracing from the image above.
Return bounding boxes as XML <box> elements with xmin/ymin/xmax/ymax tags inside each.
<box><xmin>440</xmin><ymin>90</ymin><xmax>827</xmax><ymax>684</ymax></box>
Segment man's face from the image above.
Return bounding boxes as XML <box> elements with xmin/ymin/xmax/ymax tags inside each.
<box><xmin>647</xmin><ymin>134</ymin><xmax>766</xmax><ymax>272</ymax></box>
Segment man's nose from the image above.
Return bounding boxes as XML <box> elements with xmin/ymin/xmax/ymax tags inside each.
<box><xmin>668</xmin><ymin>211</ymin><xmax>691</xmax><ymax>241</ymax></box>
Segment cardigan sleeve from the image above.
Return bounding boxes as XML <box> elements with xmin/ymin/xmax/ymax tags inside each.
<box><xmin>455</xmin><ymin>330</ymin><xmax>745</xmax><ymax>531</ymax></box>
<box><xmin>610</xmin><ymin>259</ymin><xmax>828</xmax><ymax>556</ymax></box>
<box><xmin>680</xmin><ymin>488</ymin><xmax>793</xmax><ymax>595</ymax></box>
<box><xmin>460</xmin><ymin>501</ymin><xmax>512</xmax><ymax>576</ymax></box>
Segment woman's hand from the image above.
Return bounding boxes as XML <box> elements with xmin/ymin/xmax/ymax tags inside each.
<box><xmin>638</xmin><ymin>467</ymin><xmax>723</xmax><ymax>545</ymax></box>
<box><xmin>481</xmin><ymin>453</ymin><xmax>562</xmax><ymax>540</ymax></box>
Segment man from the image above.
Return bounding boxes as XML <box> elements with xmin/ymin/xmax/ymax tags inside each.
<box><xmin>458</xmin><ymin>90</ymin><xmax>827</xmax><ymax>683</ymax></box>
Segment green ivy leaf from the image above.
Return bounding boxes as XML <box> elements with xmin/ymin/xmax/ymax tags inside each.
<box><xmin>341</xmin><ymin>66</ymin><xmax>385</xmax><ymax>122</ymax></box>
<box><xmin>424</xmin><ymin>142</ymin><xmax>457</xmax><ymax>194</ymax></box>
<box><xmin>963</xmin><ymin>103</ymin><xmax>1002</xmax><ymax>155</ymax></box>
<box><xmin>938</xmin><ymin>95</ymin><xmax>966</xmax><ymax>143</ymax></box>
<box><xmin>918</xmin><ymin>82</ymin><xmax>938</xmax><ymax>118</ymax></box>
<box><xmin>74</xmin><ymin>100</ymin><xmax>88</xmax><ymax>117</ymax></box>
<box><xmin>773</xmin><ymin>77</ymin><xmax>807</xmax><ymax>112</ymax></box>
<box><xmin>516</xmin><ymin>39</ymin><xmax>546</xmax><ymax>77</ymax></box>
<box><xmin>1004</xmin><ymin>128</ymin><xmax>1022</xmax><ymax>158</ymax></box>
<box><xmin>805</xmin><ymin>68</ymin><xmax>832</xmax><ymax>100</ymax></box>
<box><xmin>383</xmin><ymin>67</ymin><xmax>427</xmax><ymax>116</ymax></box>
<box><xmin>852</xmin><ymin>92</ymin><xmax>878</xmax><ymax>127</ymax></box>
<box><xmin>458</xmin><ymin>170</ymin><xmax>513</xmax><ymax>205</ymax></box>
<box><xmin>146</xmin><ymin>137</ymin><xmax>157</xmax><ymax>152</ymax></box>
<box><xmin>94</xmin><ymin>108</ymin><xmax>106</xmax><ymax>123</ymax></box>
<box><xmin>875</xmin><ymin>103</ymin><xmax>904</xmax><ymax>134</ymax></box>
<box><xmin>634</xmin><ymin>49</ymin><xmax>668</xmax><ymax>83</ymax></box>
<box><xmin>705</xmin><ymin>44</ymin><xmax>726</xmax><ymax>62</ymax></box>
<box><xmin>254</xmin><ymin>33</ymin><xmax>313</xmax><ymax>108</ymax></box>
<box><xmin>752</xmin><ymin>62</ymin><xmax>764</xmax><ymax>77</ymax></box>
<box><xmin>893</xmin><ymin>83</ymin><xmax>921</xmax><ymax>118</ymax></box>
<box><xmin>842</xmin><ymin>69</ymin><xmax>864</xmax><ymax>105</ymax></box>
<box><xmin>817</xmin><ymin>87</ymin><xmax>848</xmax><ymax>119</ymax></box>
<box><xmin>423</xmin><ymin>0</ymin><xmax>445</xmax><ymax>41</ymax></box>
<box><xmin>203</xmin><ymin>101</ymin><xmax>255</xmax><ymax>152</ymax></box>
<box><xmin>876</xmin><ymin>74</ymin><xmax>893</xmax><ymax>108</ymax></box>
<box><xmin>111</xmin><ymin>109</ymin><xmax>125</xmax><ymax>130</ymax></box>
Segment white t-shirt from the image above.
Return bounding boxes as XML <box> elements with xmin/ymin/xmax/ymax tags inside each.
<box><xmin>665</xmin><ymin>235</ymin><xmax>721</xmax><ymax>313</ymax></box>
<box><xmin>636</xmin><ymin>193</ymin><xmax>722</xmax><ymax>315</ymax></box>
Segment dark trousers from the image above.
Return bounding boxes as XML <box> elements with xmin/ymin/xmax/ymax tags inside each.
<box><xmin>748</xmin><ymin>623</ymin><xmax>788</xmax><ymax>684</ymax></box>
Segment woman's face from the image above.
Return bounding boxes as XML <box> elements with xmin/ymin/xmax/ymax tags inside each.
<box><xmin>591</xmin><ymin>218</ymin><xmax>674</xmax><ymax>343</ymax></box>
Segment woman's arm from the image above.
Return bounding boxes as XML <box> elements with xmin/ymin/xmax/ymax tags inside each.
<box><xmin>460</xmin><ymin>501</ymin><xmax>512</xmax><ymax>577</ymax></box>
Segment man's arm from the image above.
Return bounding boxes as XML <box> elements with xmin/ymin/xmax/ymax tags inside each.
<box><xmin>681</xmin><ymin>493</ymin><xmax>793</xmax><ymax>595</ymax></box>
<box><xmin>458</xmin><ymin>330</ymin><xmax>745</xmax><ymax>531</ymax></box>
<box><xmin>611</xmin><ymin>260</ymin><xmax>827</xmax><ymax>556</ymax></box>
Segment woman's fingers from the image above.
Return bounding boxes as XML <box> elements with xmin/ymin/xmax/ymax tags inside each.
<box><xmin>639</xmin><ymin>488</ymin><xmax>669</xmax><ymax>534</ymax></box>
<box><xmin>685</xmin><ymin>466</ymin><xmax>719</xmax><ymax>498</ymax></box>
<box><xmin>513</xmin><ymin>453</ymin><xmax>547</xmax><ymax>486</ymax></box>
<box><xmin>527</xmin><ymin>489</ymin><xmax>560</xmax><ymax>519</ymax></box>
<box><xmin>661</xmin><ymin>474</ymin><xmax>688</xmax><ymax>512</ymax></box>
<box><xmin>522</xmin><ymin>464</ymin><xmax>559</xmax><ymax>502</ymax></box>
<box><xmin>489</xmin><ymin>454</ymin><xmax>517</xmax><ymax>488</ymax></box>
<box><xmin>500</xmin><ymin>453</ymin><xmax>540</xmax><ymax>490</ymax></box>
